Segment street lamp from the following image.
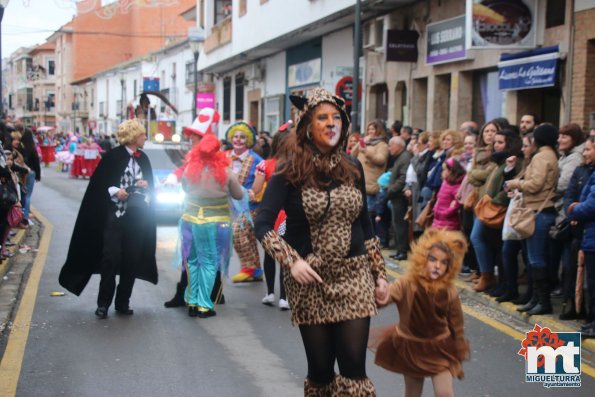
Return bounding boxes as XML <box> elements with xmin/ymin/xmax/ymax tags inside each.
<box><xmin>0</xmin><ymin>0</ymin><xmax>10</xmax><ymax>118</ymax></box>
<box><xmin>188</xmin><ymin>27</ymin><xmax>205</xmax><ymax>121</ymax></box>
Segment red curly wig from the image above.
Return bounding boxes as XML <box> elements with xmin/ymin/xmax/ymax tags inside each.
<box><xmin>184</xmin><ymin>133</ymin><xmax>230</xmax><ymax>187</ymax></box>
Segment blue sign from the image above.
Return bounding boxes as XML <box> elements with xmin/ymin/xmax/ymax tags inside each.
<box><xmin>498</xmin><ymin>46</ymin><xmax>559</xmax><ymax>91</ymax></box>
<box><xmin>143</xmin><ymin>77</ymin><xmax>160</xmax><ymax>92</ymax></box>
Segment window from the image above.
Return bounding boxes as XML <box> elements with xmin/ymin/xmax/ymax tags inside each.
<box><xmin>235</xmin><ymin>73</ymin><xmax>244</xmax><ymax>120</ymax></box>
<box><xmin>239</xmin><ymin>0</ymin><xmax>247</xmax><ymax>17</ymax></box>
<box><xmin>185</xmin><ymin>62</ymin><xmax>194</xmax><ymax>85</ymax></box>
<box><xmin>116</xmin><ymin>100</ymin><xmax>123</xmax><ymax>116</ymax></box>
<box><xmin>546</xmin><ymin>0</ymin><xmax>565</xmax><ymax>28</ymax></box>
<box><xmin>26</xmin><ymin>88</ymin><xmax>33</xmax><ymax>112</ymax></box>
<box><xmin>48</xmin><ymin>60</ymin><xmax>55</xmax><ymax>75</ymax></box>
<box><xmin>264</xmin><ymin>96</ymin><xmax>280</xmax><ymax>134</ymax></box>
<box><xmin>215</xmin><ymin>0</ymin><xmax>232</xmax><ymax>25</ymax></box>
<box><xmin>99</xmin><ymin>102</ymin><xmax>105</xmax><ymax>116</ymax></box>
<box><xmin>223</xmin><ymin>77</ymin><xmax>231</xmax><ymax>121</ymax></box>
<box><xmin>46</xmin><ymin>93</ymin><xmax>55</xmax><ymax>110</ymax></box>
<box><xmin>160</xmin><ymin>88</ymin><xmax>170</xmax><ymax>113</ymax></box>
<box><xmin>133</xmin><ymin>80</ymin><xmax>137</xmax><ymax>99</ymax></box>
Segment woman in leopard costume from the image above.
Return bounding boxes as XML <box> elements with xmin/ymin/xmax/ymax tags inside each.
<box><xmin>255</xmin><ymin>88</ymin><xmax>388</xmax><ymax>396</ymax></box>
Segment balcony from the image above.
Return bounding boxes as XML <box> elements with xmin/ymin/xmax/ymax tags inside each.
<box><xmin>204</xmin><ymin>17</ymin><xmax>232</xmax><ymax>54</ymax></box>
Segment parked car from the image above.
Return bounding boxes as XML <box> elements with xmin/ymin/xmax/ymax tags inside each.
<box><xmin>142</xmin><ymin>141</ymin><xmax>186</xmax><ymax>220</ymax></box>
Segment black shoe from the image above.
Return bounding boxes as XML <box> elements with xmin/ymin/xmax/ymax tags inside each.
<box><xmin>582</xmin><ymin>327</ymin><xmax>595</xmax><ymax>338</ymax></box>
<box><xmin>164</xmin><ymin>282</ymin><xmax>186</xmax><ymax>308</ymax></box>
<box><xmin>580</xmin><ymin>321</ymin><xmax>594</xmax><ymax>331</ymax></box>
<box><xmin>188</xmin><ymin>307</ymin><xmax>198</xmax><ymax>317</ymax></box>
<box><xmin>487</xmin><ymin>284</ymin><xmax>506</xmax><ymax>297</ymax></box>
<box><xmin>95</xmin><ymin>307</ymin><xmax>108</xmax><ymax>319</ymax></box>
<box><xmin>459</xmin><ymin>266</ymin><xmax>472</xmax><ymax>276</ymax></box>
<box><xmin>527</xmin><ymin>303</ymin><xmax>553</xmax><ymax>316</ymax></box>
<box><xmin>115</xmin><ymin>307</ymin><xmax>134</xmax><ymax>315</ymax></box>
<box><xmin>496</xmin><ymin>290</ymin><xmax>519</xmax><ymax>303</ymax></box>
<box><xmin>390</xmin><ymin>253</ymin><xmax>407</xmax><ymax>261</ymax></box>
<box><xmin>197</xmin><ymin>308</ymin><xmax>216</xmax><ymax>318</ymax></box>
<box><xmin>512</xmin><ymin>291</ymin><xmax>532</xmax><ymax>305</ymax></box>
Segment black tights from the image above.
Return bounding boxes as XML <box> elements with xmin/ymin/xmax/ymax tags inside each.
<box><xmin>264</xmin><ymin>253</ymin><xmax>286</xmax><ymax>299</ymax></box>
<box><xmin>299</xmin><ymin>317</ymin><xmax>370</xmax><ymax>385</ymax></box>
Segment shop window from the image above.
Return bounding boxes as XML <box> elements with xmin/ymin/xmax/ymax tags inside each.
<box><xmin>223</xmin><ymin>77</ymin><xmax>231</xmax><ymax>121</ymax></box>
<box><xmin>411</xmin><ymin>78</ymin><xmax>427</xmax><ymax>131</ymax></box>
<box><xmin>235</xmin><ymin>73</ymin><xmax>245</xmax><ymax>120</ymax></box>
<box><xmin>546</xmin><ymin>0</ymin><xmax>565</xmax><ymax>28</ymax></box>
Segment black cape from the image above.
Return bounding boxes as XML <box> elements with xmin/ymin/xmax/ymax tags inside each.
<box><xmin>59</xmin><ymin>145</ymin><xmax>158</xmax><ymax>296</ymax></box>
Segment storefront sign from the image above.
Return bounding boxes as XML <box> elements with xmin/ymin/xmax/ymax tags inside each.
<box><xmin>466</xmin><ymin>0</ymin><xmax>536</xmax><ymax>49</ymax></box>
<box><xmin>498</xmin><ymin>46</ymin><xmax>559</xmax><ymax>91</ymax></box>
<box><xmin>426</xmin><ymin>16</ymin><xmax>466</xmax><ymax>65</ymax></box>
<box><xmin>196</xmin><ymin>92</ymin><xmax>215</xmax><ymax>109</ymax></box>
<box><xmin>335</xmin><ymin>76</ymin><xmax>361</xmax><ymax>107</ymax></box>
<box><xmin>386</xmin><ymin>30</ymin><xmax>419</xmax><ymax>62</ymax></box>
<box><xmin>288</xmin><ymin>58</ymin><xmax>321</xmax><ymax>87</ymax></box>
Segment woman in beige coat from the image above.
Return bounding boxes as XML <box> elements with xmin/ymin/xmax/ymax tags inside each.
<box><xmin>351</xmin><ymin>120</ymin><xmax>389</xmax><ymax>232</ymax></box>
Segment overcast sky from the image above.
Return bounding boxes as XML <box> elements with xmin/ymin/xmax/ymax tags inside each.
<box><xmin>2</xmin><ymin>0</ymin><xmax>77</xmax><ymax>57</ymax></box>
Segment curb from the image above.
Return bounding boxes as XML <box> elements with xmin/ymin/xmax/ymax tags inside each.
<box><xmin>0</xmin><ymin>229</ymin><xmax>28</xmax><ymax>281</ymax></box>
<box><xmin>382</xmin><ymin>249</ymin><xmax>595</xmax><ymax>355</ymax></box>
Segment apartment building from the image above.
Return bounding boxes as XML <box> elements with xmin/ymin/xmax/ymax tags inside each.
<box><xmin>198</xmin><ymin>0</ymin><xmax>595</xmax><ymax>134</ymax></box>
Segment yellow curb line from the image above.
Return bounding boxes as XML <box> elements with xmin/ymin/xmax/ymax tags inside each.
<box><xmin>385</xmin><ymin>266</ymin><xmax>595</xmax><ymax>379</ymax></box>
<box><xmin>0</xmin><ymin>209</ymin><xmax>53</xmax><ymax>397</ymax></box>
<box><xmin>0</xmin><ymin>229</ymin><xmax>27</xmax><ymax>280</ymax></box>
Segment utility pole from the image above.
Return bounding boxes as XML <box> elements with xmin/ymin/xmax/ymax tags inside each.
<box><xmin>351</xmin><ymin>0</ymin><xmax>361</xmax><ymax>133</ymax></box>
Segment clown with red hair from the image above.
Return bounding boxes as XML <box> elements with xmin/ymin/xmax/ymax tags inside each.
<box><xmin>164</xmin><ymin>108</ymin><xmax>229</xmax><ymax>309</ymax></box>
<box><xmin>178</xmin><ymin>132</ymin><xmax>243</xmax><ymax>317</ymax></box>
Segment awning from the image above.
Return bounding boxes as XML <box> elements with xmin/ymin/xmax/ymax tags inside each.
<box><xmin>498</xmin><ymin>45</ymin><xmax>559</xmax><ymax>91</ymax></box>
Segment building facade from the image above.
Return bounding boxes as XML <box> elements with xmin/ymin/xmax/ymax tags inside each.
<box><xmin>197</xmin><ymin>0</ymin><xmax>595</xmax><ymax>135</ymax></box>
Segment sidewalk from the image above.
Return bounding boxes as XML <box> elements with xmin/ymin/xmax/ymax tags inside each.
<box><xmin>0</xmin><ymin>216</ymin><xmax>41</xmax><ymax>350</ymax></box>
<box><xmin>382</xmin><ymin>249</ymin><xmax>595</xmax><ymax>356</ymax></box>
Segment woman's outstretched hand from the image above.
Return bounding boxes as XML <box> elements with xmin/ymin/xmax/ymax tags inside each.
<box><xmin>290</xmin><ymin>259</ymin><xmax>323</xmax><ymax>284</ymax></box>
<box><xmin>375</xmin><ymin>278</ymin><xmax>389</xmax><ymax>305</ymax></box>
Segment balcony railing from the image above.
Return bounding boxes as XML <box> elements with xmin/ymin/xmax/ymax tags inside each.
<box><xmin>204</xmin><ymin>17</ymin><xmax>232</xmax><ymax>53</ymax></box>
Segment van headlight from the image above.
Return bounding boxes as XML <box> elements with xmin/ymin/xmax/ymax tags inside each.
<box><xmin>156</xmin><ymin>191</ymin><xmax>185</xmax><ymax>204</ymax></box>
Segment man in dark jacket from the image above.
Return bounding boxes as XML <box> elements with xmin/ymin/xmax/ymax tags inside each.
<box><xmin>387</xmin><ymin>136</ymin><xmax>412</xmax><ymax>261</ymax></box>
<box><xmin>59</xmin><ymin>119</ymin><xmax>157</xmax><ymax>319</ymax></box>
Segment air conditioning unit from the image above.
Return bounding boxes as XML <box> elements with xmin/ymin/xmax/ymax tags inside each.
<box><xmin>244</xmin><ymin>64</ymin><xmax>264</xmax><ymax>82</ymax></box>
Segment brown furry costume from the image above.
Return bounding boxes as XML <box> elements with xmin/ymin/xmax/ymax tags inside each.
<box><xmin>373</xmin><ymin>228</ymin><xmax>470</xmax><ymax>379</ymax></box>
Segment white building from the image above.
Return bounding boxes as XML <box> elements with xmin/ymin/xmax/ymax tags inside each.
<box><xmin>78</xmin><ymin>39</ymin><xmax>200</xmax><ymax>137</ymax></box>
<box><xmin>197</xmin><ymin>0</ymin><xmax>413</xmax><ymax>135</ymax></box>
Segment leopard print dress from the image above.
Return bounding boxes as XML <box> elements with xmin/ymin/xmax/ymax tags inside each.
<box><xmin>260</xmin><ymin>183</ymin><xmax>386</xmax><ymax>325</ymax></box>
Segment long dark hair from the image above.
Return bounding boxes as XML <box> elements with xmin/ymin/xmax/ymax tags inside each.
<box><xmin>21</xmin><ymin>128</ymin><xmax>38</xmax><ymax>157</ymax></box>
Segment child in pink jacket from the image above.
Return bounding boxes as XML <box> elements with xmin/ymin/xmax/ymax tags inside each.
<box><xmin>432</xmin><ymin>158</ymin><xmax>466</xmax><ymax>230</ymax></box>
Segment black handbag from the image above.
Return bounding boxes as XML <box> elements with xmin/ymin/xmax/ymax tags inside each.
<box><xmin>0</xmin><ymin>182</ymin><xmax>18</xmax><ymax>210</ymax></box>
<box><xmin>126</xmin><ymin>186</ymin><xmax>148</xmax><ymax>209</ymax></box>
<box><xmin>549</xmin><ymin>218</ymin><xmax>572</xmax><ymax>241</ymax></box>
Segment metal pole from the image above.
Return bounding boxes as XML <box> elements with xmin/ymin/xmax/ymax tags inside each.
<box><xmin>351</xmin><ymin>0</ymin><xmax>361</xmax><ymax>133</ymax></box>
<box><xmin>121</xmin><ymin>78</ymin><xmax>125</xmax><ymax>124</ymax></box>
<box><xmin>192</xmin><ymin>50</ymin><xmax>199</xmax><ymax>121</ymax></box>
